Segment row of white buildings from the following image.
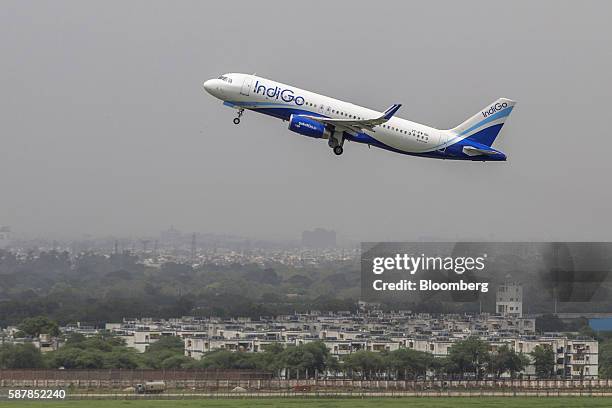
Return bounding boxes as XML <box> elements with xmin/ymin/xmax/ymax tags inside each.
<box><xmin>1</xmin><ymin>311</ymin><xmax>598</xmax><ymax>379</ymax></box>
<box><xmin>102</xmin><ymin>312</ymin><xmax>597</xmax><ymax>379</ymax></box>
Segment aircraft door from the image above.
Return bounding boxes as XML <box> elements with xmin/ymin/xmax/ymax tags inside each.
<box><xmin>437</xmin><ymin>131</ymin><xmax>448</xmax><ymax>154</ymax></box>
<box><xmin>240</xmin><ymin>76</ymin><xmax>253</xmax><ymax>96</ymax></box>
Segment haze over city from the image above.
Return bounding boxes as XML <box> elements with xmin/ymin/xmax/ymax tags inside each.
<box><xmin>2</xmin><ymin>1</ymin><xmax>611</xmax><ymax>242</ymax></box>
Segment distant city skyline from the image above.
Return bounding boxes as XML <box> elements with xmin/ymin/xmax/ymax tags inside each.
<box><xmin>2</xmin><ymin>225</ymin><xmax>508</xmax><ymax>247</ymax></box>
<box><xmin>2</xmin><ymin>225</ymin><xmax>352</xmax><ymax>250</ymax></box>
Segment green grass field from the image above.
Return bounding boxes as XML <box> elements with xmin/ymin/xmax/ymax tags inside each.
<box><xmin>1</xmin><ymin>398</ymin><xmax>611</xmax><ymax>408</ymax></box>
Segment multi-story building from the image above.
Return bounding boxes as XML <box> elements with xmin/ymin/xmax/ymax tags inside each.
<box><xmin>47</xmin><ymin>311</ymin><xmax>595</xmax><ymax>379</ymax></box>
<box><xmin>496</xmin><ymin>282</ymin><xmax>523</xmax><ymax>317</ymax></box>
<box><xmin>513</xmin><ymin>335</ymin><xmax>598</xmax><ymax>379</ymax></box>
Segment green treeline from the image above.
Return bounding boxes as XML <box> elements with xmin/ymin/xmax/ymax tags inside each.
<box><xmin>2</xmin><ymin>333</ymin><xmax>552</xmax><ymax>380</ymax></box>
<box><xmin>1</xmin><ymin>250</ymin><xmax>608</xmax><ymax>328</ymax></box>
<box><xmin>5</xmin><ymin>320</ymin><xmax>610</xmax><ymax>379</ymax></box>
<box><xmin>0</xmin><ymin>250</ymin><xmax>360</xmax><ymax>325</ymax></box>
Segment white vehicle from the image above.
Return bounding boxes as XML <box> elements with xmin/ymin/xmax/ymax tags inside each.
<box><xmin>135</xmin><ymin>381</ymin><xmax>166</xmax><ymax>394</ymax></box>
<box><xmin>203</xmin><ymin>73</ymin><xmax>515</xmax><ymax>161</ymax></box>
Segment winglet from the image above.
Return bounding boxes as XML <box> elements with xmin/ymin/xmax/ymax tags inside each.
<box><xmin>382</xmin><ymin>104</ymin><xmax>402</xmax><ymax>120</ymax></box>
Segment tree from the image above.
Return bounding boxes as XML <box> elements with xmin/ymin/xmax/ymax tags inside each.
<box><xmin>103</xmin><ymin>350</ymin><xmax>140</xmax><ymax>369</ymax></box>
<box><xmin>45</xmin><ymin>347</ymin><xmax>83</xmax><ymax>369</ymax></box>
<box><xmin>343</xmin><ymin>351</ymin><xmax>385</xmax><ymax>379</ymax></box>
<box><xmin>45</xmin><ymin>334</ymin><xmax>137</xmax><ymax>369</ymax></box>
<box><xmin>579</xmin><ymin>325</ymin><xmax>598</xmax><ymax>340</ymax></box>
<box><xmin>75</xmin><ymin>350</ymin><xmax>105</xmax><ymax>369</ymax></box>
<box><xmin>447</xmin><ymin>337</ymin><xmax>490</xmax><ymax>379</ymax></box>
<box><xmin>64</xmin><ymin>332</ymin><xmax>86</xmax><ymax>346</ymax></box>
<box><xmin>250</xmin><ymin>343</ymin><xmax>287</xmax><ymax>372</ymax></box>
<box><xmin>531</xmin><ymin>344</ymin><xmax>555</xmax><ymax>379</ymax></box>
<box><xmin>146</xmin><ymin>336</ymin><xmax>184</xmax><ymax>354</ymax></box>
<box><xmin>384</xmin><ymin>349</ymin><xmax>433</xmax><ymax>379</ymax></box>
<box><xmin>189</xmin><ymin>350</ymin><xmax>257</xmax><ymax>369</ymax></box>
<box><xmin>0</xmin><ymin>343</ymin><xmax>43</xmax><ymax>368</ymax></box>
<box><xmin>17</xmin><ymin>316</ymin><xmax>60</xmax><ymax>337</ymax></box>
<box><xmin>135</xmin><ymin>335</ymin><xmax>187</xmax><ymax>368</ymax></box>
<box><xmin>429</xmin><ymin>357</ymin><xmax>455</xmax><ymax>379</ymax></box>
<box><xmin>160</xmin><ymin>355</ymin><xmax>192</xmax><ymax>369</ymax></box>
<box><xmin>281</xmin><ymin>342</ymin><xmax>330</xmax><ymax>378</ymax></box>
<box><xmin>488</xmin><ymin>345</ymin><xmax>528</xmax><ymax>378</ymax></box>
<box><xmin>598</xmin><ymin>340</ymin><xmax>612</xmax><ymax>379</ymax></box>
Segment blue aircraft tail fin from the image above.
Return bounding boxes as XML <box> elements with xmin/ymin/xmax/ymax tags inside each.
<box><xmin>450</xmin><ymin>98</ymin><xmax>516</xmax><ymax>147</ymax></box>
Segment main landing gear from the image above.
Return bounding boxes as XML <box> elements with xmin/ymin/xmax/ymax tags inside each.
<box><xmin>233</xmin><ymin>108</ymin><xmax>244</xmax><ymax>125</ymax></box>
<box><xmin>328</xmin><ymin>129</ymin><xmax>345</xmax><ymax>156</ymax></box>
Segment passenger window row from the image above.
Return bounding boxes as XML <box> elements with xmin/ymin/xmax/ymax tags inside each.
<box><xmin>301</xmin><ymin>101</ymin><xmax>429</xmax><ymax>141</ymax></box>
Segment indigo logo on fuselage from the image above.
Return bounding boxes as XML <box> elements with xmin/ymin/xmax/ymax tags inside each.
<box><xmin>481</xmin><ymin>102</ymin><xmax>508</xmax><ymax>118</ymax></box>
<box><xmin>254</xmin><ymin>81</ymin><xmax>305</xmax><ymax>106</ymax></box>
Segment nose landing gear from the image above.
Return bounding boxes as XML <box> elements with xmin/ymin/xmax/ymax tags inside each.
<box><xmin>333</xmin><ymin>146</ymin><xmax>343</xmax><ymax>155</ymax></box>
<box><xmin>233</xmin><ymin>108</ymin><xmax>244</xmax><ymax>125</ymax></box>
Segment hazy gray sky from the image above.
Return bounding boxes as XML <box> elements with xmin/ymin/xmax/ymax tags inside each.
<box><xmin>1</xmin><ymin>1</ymin><xmax>611</xmax><ymax>241</ymax></box>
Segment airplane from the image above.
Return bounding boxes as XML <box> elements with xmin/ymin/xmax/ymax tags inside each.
<box><xmin>203</xmin><ymin>73</ymin><xmax>515</xmax><ymax>161</ymax></box>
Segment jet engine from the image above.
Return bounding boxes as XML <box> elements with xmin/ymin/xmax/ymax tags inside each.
<box><xmin>288</xmin><ymin>115</ymin><xmax>331</xmax><ymax>139</ymax></box>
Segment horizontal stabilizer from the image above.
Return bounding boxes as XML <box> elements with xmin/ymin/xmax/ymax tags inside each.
<box><xmin>462</xmin><ymin>146</ymin><xmax>503</xmax><ymax>156</ymax></box>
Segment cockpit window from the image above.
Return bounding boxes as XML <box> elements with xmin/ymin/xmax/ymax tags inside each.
<box><xmin>217</xmin><ymin>75</ymin><xmax>232</xmax><ymax>83</ymax></box>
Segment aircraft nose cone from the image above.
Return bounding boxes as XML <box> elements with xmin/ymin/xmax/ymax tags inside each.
<box><xmin>203</xmin><ymin>79</ymin><xmax>215</xmax><ymax>94</ymax></box>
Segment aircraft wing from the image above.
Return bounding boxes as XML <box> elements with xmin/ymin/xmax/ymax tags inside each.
<box><xmin>300</xmin><ymin>104</ymin><xmax>402</xmax><ymax>133</ymax></box>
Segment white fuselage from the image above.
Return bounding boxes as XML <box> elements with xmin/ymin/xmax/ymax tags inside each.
<box><xmin>205</xmin><ymin>73</ymin><xmax>444</xmax><ymax>152</ymax></box>
<box><xmin>203</xmin><ymin>73</ymin><xmax>512</xmax><ymax>161</ymax></box>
